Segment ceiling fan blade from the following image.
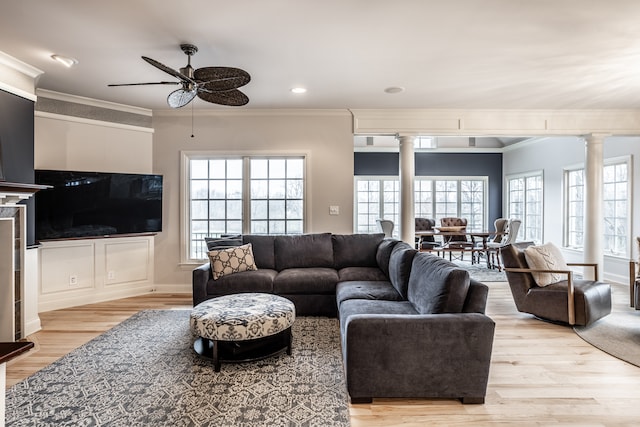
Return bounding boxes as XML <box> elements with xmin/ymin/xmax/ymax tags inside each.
<box><xmin>167</xmin><ymin>88</ymin><xmax>198</xmax><ymax>108</ymax></box>
<box><xmin>197</xmin><ymin>89</ymin><xmax>249</xmax><ymax>106</ymax></box>
<box><xmin>142</xmin><ymin>56</ymin><xmax>196</xmax><ymax>85</ymax></box>
<box><xmin>194</xmin><ymin>67</ymin><xmax>251</xmax><ymax>91</ymax></box>
<box><xmin>108</xmin><ymin>81</ymin><xmax>179</xmax><ymax>87</ymax></box>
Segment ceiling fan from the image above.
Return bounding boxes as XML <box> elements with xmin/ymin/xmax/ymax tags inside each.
<box><xmin>108</xmin><ymin>44</ymin><xmax>250</xmax><ymax>108</ymax></box>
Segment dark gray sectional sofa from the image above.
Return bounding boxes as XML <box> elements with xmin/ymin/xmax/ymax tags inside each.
<box><xmin>192</xmin><ymin>232</ymin><xmax>495</xmax><ymax>404</ymax></box>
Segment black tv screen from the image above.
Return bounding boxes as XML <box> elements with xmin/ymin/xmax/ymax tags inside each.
<box><xmin>34</xmin><ymin>170</ymin><xmax>163</xmax><ymax>241</ymax></box>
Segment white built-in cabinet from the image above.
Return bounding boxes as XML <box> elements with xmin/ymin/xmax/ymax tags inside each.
<box><xmin>0</xmin><ymin>205</ymin><xmax>39</xmax><ymax>341</ymax></box>
<box><xmin>38</xmin><ymin>235</ymin><xmax>155</xmax><ymax>312</ymax></box>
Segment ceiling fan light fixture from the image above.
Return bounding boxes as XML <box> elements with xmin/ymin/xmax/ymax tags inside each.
<box><xmin>51</xmin><ymin>54</ymin><xmax>78</xmax><ymax>68</ymax></box>
<box><xmin>167</xmin><ymin>88</ymin><xmax>197</xmax><ymax>108</ymax></box>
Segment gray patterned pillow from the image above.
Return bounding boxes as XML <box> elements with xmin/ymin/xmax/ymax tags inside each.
<box><xmin>208</xmin><ymin>243</ymin><xmax>258</xmax><ymax>280</ymax></box>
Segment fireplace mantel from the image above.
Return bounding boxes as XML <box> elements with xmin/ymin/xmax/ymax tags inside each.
<box><xmin>0</xmin><ymin>181</ymin><xmax>50</xmax><ymax>205</ymax></box>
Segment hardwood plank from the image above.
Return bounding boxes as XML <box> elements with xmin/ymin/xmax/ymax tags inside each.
<box><xmin>6</xmin><ymin>285</ymin><xmax>640</xmax><ymax>425</ymax></box>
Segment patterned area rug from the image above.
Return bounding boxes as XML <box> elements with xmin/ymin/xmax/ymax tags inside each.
<box><xmin>453</xmin><ymin>259</ymin><xmax>507</xmax><ymax>282</ymax></box>
<box><xmin>573</xmin><ymin>285</ymin><xmax>640</xmax><ymax>368</ymax></box>
<box><xmin>6</xmin><ymin>311</ymin><xmax>350</xmax><ymax>427</ymax></box>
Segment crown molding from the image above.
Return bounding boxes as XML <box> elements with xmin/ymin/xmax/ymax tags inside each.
<box><xmin>35</xmin><ymin>111</ymin><xmax>154</xmax><ymax>133</ymax></box>
<box><xmin>36</xmin><ymin>89</ymin><xmax>152</xmax><ymax>116</ymax></box>
<box><xmin>350</xmin><ymin>108</ymin><xmax>640</xmax><ymax>136</ymax></box>
<box><xmin>153</xmin><ymin>108</ymin><xmax>352</xmax><ymax>118</ymax></box>
<box><xmin>0</xmin><ymin>51</ymin><xmax>43</xmax><ymax>79</ymax></box>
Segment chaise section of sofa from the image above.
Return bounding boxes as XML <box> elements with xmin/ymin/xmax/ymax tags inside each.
<box><xmin>339</xmin><ymin>251</ymin><xmax>495</xmax><ymax>404</ymax></box>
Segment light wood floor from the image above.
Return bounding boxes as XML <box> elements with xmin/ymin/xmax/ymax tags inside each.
<box><xmin>6</xmin><ymin>283</ymin><xmax>640</xmax><ymax>426</ymax></box>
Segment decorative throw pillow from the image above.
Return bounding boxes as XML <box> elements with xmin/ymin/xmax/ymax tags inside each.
<box><xmin>523</xmin><ymin>242</ymin><xmax>569</xmax><ymax>287</ymax></box>
<box><xmin>208</xmin><ymin>243</ymin><xmax>257</xmax><ymax>280</ymax></box>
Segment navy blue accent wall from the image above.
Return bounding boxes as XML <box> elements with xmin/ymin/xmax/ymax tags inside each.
<box><xmin>0</xmin><ymin>89</ymin><xmax>36</xmax><ymax>246</ymax></box>
<box><xmin>354</xmin><ymin>151</ymin><xmax>503</xmax><ymax>226</ymax></box>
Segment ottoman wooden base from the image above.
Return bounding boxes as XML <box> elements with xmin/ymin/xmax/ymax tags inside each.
<box><xmin>193</xmin><ymin>327</ymin><xmax>292</xmax><ymax>371</ymax></box>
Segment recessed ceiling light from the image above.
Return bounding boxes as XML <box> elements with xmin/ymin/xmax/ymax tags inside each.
<box><xmin>291</xmin><ymin>87</ymin><xmax>307</xmax><ymax>94</ymax></box>
<box><xmin>51</xmin><ymin>54</ymin><xmax>78</xmax><ymax>68</ymax></box>
<box><xmin>384</xmin><ymin>86</ymin><xmax>405</xmax><ymax>94</ymax></box>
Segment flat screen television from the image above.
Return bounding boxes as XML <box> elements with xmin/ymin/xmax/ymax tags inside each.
<box><xmin>34</xmin><ymin>170</ymin><xmax>163</xmax><ymax>242</ymax></box>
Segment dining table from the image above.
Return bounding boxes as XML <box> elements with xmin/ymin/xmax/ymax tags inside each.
<box><xmin>415</xmin><ymin>228</ymin><xmax>504</xmax><ymax>268</ymax></box>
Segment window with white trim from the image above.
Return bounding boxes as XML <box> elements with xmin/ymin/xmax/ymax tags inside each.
<box><xmin>355</xmin><ymin>176</ymin><xmax>487</xmax><ymax>235</ymax></box>
<box><xmin>507</xmin><ymin>171</ymin><xmax>543</xmax><ymax>244</ymax></box>
<box><xmin>564</xmin><ymin>157</ymin><xmax>631</xmax><ymax>257</ymax></box>
<box><xmin>185</xmin><ymin>154</ymin><xmax>305</xmax><ymax>261</ymax></box>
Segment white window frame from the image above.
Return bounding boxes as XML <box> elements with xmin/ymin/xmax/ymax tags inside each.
<box><xmin>354</xmin><ymin>176</ymin><xmax>488</xmax><ymax>235</ymax></box>
<box><xmin>181</xmin><ymin>151</ymin><xmax>307</xmax><ymax>263</ymax></box>
<box><xmin>506</xmin><ymin>170</ymin><xmax>544</xmax><ymax>244</ymax></box>
<box><xmin>563</xmin><ymin>155</ymin><xmax>632</xmax><ymax>257</ymax></box>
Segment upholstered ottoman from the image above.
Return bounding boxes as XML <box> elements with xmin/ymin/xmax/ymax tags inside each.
<box><xmin>190</xmin><ymin>293</ymin><xmax>296</xmax><ymax>371</ymax></box>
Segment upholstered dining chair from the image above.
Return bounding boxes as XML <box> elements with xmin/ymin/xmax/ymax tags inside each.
<box><xmin>439</xmin><ymin>217</ymin><xmax>473</xmax><ymax>261</ymax></box>
<box><xmin>486</xmin><ymin>218</ymin><xmax>521</xmax><ymax>270</ymax></box>
<box><xmin>415</xmin><ymin>217</ymin><xmax>439</xmax><ymax>251</ymax></box>
<box><xmin>501</xmin><ymin>241</ymin><xmax>611</xmax><ymax>326</ymax></box>
<box><xmin>376</xmin><ymin>219</ymin><xmax>394</xmax><ymax>237</ymax></box>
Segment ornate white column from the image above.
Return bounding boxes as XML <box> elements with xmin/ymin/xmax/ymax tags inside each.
<box><xmin>398</xmin><ymin>135</ymin><xmax>415</xmax><ymax>245</ymax></box>
<box><xmin>583</xmin><ymin>134</ymin><xmax>606</xmax><ymax>280</ymax></box>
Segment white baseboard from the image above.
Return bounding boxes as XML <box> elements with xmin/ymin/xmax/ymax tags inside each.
<box><xmin>153</xmin><ymin>284</ymin><xmax>192</xmax><ymax>294</ymax></box>
<box><xmin>23</xmin><ymin>317</ymin><xmax>42</xmax><ymax>337</ymax></box>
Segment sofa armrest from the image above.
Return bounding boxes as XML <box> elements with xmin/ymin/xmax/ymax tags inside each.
<box><xmin>192</xmin><ymin>262</ymin><xmax>212</xmax><ymax>306</ymax></box>
<box><xmin>343</xmin><ymin>313</ymin><xmax>495</xmax><ymax>403</ymax></box>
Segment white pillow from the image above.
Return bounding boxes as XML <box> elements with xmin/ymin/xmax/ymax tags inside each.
<box><xmin>208</xmin><ymin>243</ymin><xmax>257</xmax><ymax>280</ymax></box>
<box><xmin>523</xmin><ymin>242</ymin><xmax>569</xmax><ymax>287</ymax></box>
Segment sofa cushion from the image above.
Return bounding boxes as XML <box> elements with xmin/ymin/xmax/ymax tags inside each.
<box><xmin>407</xmin><ymin>253</ymin><xmax>470</xmax><ymax>314</ymax></box>
<box><xmin>204</xmin><ymin>235</ymin><xmax>242</xmax><ymax>251</ymax></box>
<box><xmin>208</xmin><ymin>244</ymin><xmax>258</xmax><ymax>280</ymax></box>
<box><xmin>375</xmin><ymin>238</ymin><xmax>401</xmax><ymax>277</ymax></box>
<box><xmin>338</xmin><ymin>266</ymin><xmax>388</xmax><ymax>282</ymax></box>
<box><xmin>206</xmin><ymin>268</ymin><xmax>277</xmax><ymax>295</ymax></box>
<box><xmin>332</xmin><ymin>233</ymin><xmax>386</xmax><ymax>270</ymax></box>
<box><xmin>523</xmin><ymin>241</ymin><xmax>569</xmax><ymax>287</ymax></box>
<box><xmin>273</xmin><ymin>267</ymin><xmax>339</xmax><ymax>294</ymax></box>
<box><xmin>388</xmin><ymin>242</ymin><xmax>417</xmax><ymax>299</ymax></box>
<box><xmin>242</xmin><ymin>235</ymin><xmax>276</xmax><ymax>270</ymax></box>
<box><xmin>336</xmin><ymin>281</ymin><xmax>403</xmax><ymax>307</ymax></box>
<box><xmin>275</xmin><ymin>233</ymin><xmax>334</xmax><ymax>270</ymax></box>
<box><xmin>339</xmin><ymin>299</ymin><xmax>418</xmax><ymax>336</ymax></box>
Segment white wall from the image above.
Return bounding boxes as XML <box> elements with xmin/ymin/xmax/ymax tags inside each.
<box><xmin>35</xmin><ymin>114</ymin><xmax>153</xmax><ymax>172</ymax></box>
<box><xmin>152</xmin><ymin>109</ymin><xmax>354</xmax><ymax>290</ymax></box>
<box><xmin>503</xmin><ymin>135</ymin><xmax>640</xmax><ymax>284</ymax></box>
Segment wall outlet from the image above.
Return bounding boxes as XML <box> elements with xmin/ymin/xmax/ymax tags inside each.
<box><xmin>329</xmin><ymin>205</ymin><xmax>340</xmax><ymax>215</ymax></box>
<box><xmin>69</xmin><ymin>275</ymin><xmax>78</xmax><ymax>286</ymax></box>
<box><xmin>107</xmin><ymin>271</ymin><xmax>115</xmax><ymax>280</ymax></box>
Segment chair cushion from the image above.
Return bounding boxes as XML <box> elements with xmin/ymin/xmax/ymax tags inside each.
<box><xmin>336</xmin><ymin>281</ymin><xmax>403</xmax><ymax>307</ymax></box>
<box><xmin>523</xmin><ymin>242</ymin><xmax>569</xmax><ymax>287</ymax></box>
<box><xmin>242</xmin><ymin>235</ymin><xmax>276</xmax><ymax>270</ymax></box>
<box><xmin>208</xmin><ymin>243</ymin><xmax>258</xmax><ymax>280</ymax></box>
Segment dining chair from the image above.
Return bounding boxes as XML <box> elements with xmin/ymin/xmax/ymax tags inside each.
<box><xmin>415</xmin><ymin>217</ymin><xmax>441</xmax><ymax>253</ymax></box>
<box><xmin>376</xmin><ymin>219</ymin><xmax>394</xmax><ymax>237</ymax></box>
<box><xmin>439</xmin><ymin>217</ymin><xmax>473</xmax><ymax>261</ymax></box>
<box><xmin>486</xmin><ymin>218</ymin><xmax>521</xmax><ymax>270</ymax></box>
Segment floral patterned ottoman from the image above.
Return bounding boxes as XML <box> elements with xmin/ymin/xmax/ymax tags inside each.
<box><xmin>190</xmin><ymin>293</ymin><xmax>296</xmax><ymax>371</ymax></box>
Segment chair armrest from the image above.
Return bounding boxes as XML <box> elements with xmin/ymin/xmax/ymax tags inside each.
<box><xmin>504</xmin><ymin>267</ymin><xmax>576</xmax><ymax>325</ymax></box>
<box><xmin>566</xmin><ymin>262</ymin><xmax>598</xmax><ymax>280</ymax></box>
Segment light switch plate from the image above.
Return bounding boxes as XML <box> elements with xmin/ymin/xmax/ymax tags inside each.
<box><xmin>329</xmin><ymin>205</ymin><xmax>340</xmax><ymax>215</ymax></box>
